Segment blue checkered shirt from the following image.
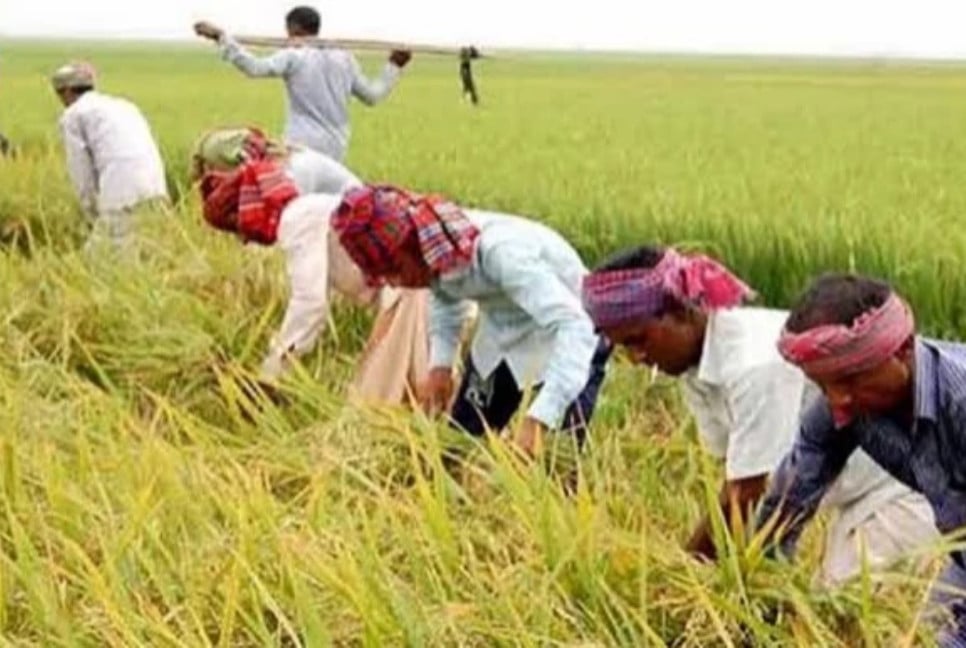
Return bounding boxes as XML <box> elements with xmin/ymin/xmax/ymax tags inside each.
<box><xmin>758</xmin><ymin>337</ymin><xmax>966</xmax><ymax>560</ymax></box>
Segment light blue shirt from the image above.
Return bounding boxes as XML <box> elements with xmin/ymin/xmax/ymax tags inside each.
<box><xmin>429</xmin><ymin>211</ymin><xmax>600</xmax><ymax>428</ymax></box>
<box><xmin>219</xmin><ymin>35</ymin><xmax>401</xmax><ymax>161</ymax></box>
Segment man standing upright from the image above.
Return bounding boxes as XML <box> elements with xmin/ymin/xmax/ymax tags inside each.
<box><xmin>52</xmin><ymin>61</ymin><xmax>169</xmax><ymax>251</ymax></box>
<box><xmin>194</xmin><ymin>6</ymin><xmax>411</xmax><ymax>161</ymax></box>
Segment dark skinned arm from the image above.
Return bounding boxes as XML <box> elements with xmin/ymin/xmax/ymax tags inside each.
<box><xmin>686</xmin><ymin>473</ymin><xmax>769</xmax><ymax>561</ymax></box>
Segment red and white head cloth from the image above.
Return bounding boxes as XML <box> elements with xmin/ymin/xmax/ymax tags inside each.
<box><xmin>581</xmin><ymin>248</ymin><xmax>755</xmax><ymax>330</ymax></box>
<box><xmin>777</xmin><ymin>293</ymin><xmax>915</xmax><ymax>381</ymax></box>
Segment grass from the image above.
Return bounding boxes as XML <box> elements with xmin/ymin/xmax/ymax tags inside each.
<box><xmin>0</xmin><ymin>40</ymin><xmax>962</xmax><ymax>645</ymax></box>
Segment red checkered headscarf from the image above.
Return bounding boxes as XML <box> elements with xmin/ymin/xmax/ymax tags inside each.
<box><xmin>777</xmin><ymin>293</ymin><xmax>915</xmax><ymax>378</ymax></box>
<box><xmin>331</xmin><ymin>185</ymin><xmax>479</xmax><ymax>283</ymax></box>
<box><xmin>777</xmin><ymin>293</ymin><xmax>915</xmax><ymax>426</ymax></box>
<box><xmin>198</xmin><ymin>143</ymin><xmax>298</xmax><ymax>245</ymax></box>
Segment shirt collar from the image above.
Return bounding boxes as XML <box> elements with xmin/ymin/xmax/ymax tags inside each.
<box><xmin>64</xmin><ymin>90</ymin><xmax>96</xmax><ymax>114</ymax></box>
<box><xmin>692</xmin><ymin>312</ymin><xmax>717</xmax><ymax>382</ymax></box>
<box><xmin>913</xmin><ymin>336</ymin><xmax>939</xmax><ymax>425</ymax></box>
<box><xmin>434</xmin><ymin>238</ymin><xmax>482</xmax><ymax>285</ymax></box>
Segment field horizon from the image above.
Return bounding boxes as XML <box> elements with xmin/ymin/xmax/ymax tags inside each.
<box><xmin>0</xmin><ymin>42</ymin><xmax>963</xmax><ymax>645</ymax></box>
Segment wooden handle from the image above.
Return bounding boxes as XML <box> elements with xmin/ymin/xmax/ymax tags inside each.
<box><xmin>233</xmin><ymin>35</ymin><xmax>486</xmax><ymax>58</ymax></box>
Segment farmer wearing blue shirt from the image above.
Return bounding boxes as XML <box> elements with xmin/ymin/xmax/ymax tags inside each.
<box><xmin>758</xmin><ymin>273</ymin><xmax>966</xmax><ymax>646</ymax></box>
<box><xmin>330</xmin><ymin>184</ymin><xmax>610</xmax><ymax>457</ymax></box>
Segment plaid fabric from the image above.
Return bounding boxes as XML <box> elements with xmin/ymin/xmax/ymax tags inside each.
<box><xmin>778</xmin><ymin>293</ymin><xmax>915</xmax><ymax>424</ymax></box>
<box><xmin>200</xmin><ymin>158</ymin><xmax>298</xmax><ymax>245</ymax></box>
<box><xmin>192</xmin><ymin>127</ymin><xmax>288</xmax><ymax>179</ymax></box>
<box><xmin>332</xmin><ymin>185</ymin><xmax>479</xmax><ymax>282</ymax></box>
<box><xmin>200</xmin><ymin>170</ymin><xmax>241</xmax><ymax>233</ymax></box>
<box><xmin>582</xmin><ymin>248</ymin><xmax>754</xmax><ymax>330</ymax></box>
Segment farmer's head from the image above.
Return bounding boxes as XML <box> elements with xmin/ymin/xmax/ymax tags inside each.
<box><xmin>779</xmin><ymin>273</ymin><xmax>916</xmax><ymax>427</ymax></box>
<box><xmin>286</xmin><ymin>6</ymin><xmax>321</xmax><ymax>37</ymax></box>
<box><xmin>196</xmin><ymin>134</ymin><xmax>299</xmax><ymax>246</ymax></box>
<box><xmin>51</xmin><ymin>61</ymin><xmax>96</xmax><ymax>107</ymax></box>
<box><xmin>190</xmin><ymin>126</ymin><xmax>285</xmax><ymax>181</ymax></box>
<box><xmin>331</xmin><ymin>185</ymin><xmax>478</xmax><ymax>289</ymax></box>
<box><xmin>583</xmin><ymin>246</ymin><xmax>753</xmax><ymax>375</ymax></box>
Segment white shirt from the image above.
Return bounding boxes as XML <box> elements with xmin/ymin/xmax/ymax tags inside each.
<box><xmin>260</xmin><ymin>152</ymin><xmax>411</xmax><ymax>379</ymax></box>
<box><xmin>219</xmin><ymin>36</ymin><xmax>402</xmax><ymax>161</ymax></box>
<box><xmin>284</xmin><ymin>148</ymin><xmax>361</xmax><ymax>195</ymax></box>
<box><xmin>261</xmin><ymin>193</ymin><xmax>379</xmax><ymax>378</ymax></box>
<box><xmin>681</xmin><ymin>307</ymin><xmax>916</xmax><ymax>530</ymax></box>
<box><xmin>429</xmin><ymin>211</ymin><xmax>600</xmax><ymax>428</ymax></box>
<box><xmin>58</xmin><ymin>91</ymin><xmax>168</xmax><ymax>214</ymax></box>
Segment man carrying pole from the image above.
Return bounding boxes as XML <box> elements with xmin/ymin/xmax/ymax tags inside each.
<box><xmin>194</xmin><ymin>6</ymin><xmax>411</xmax><ymax>162</ymax></box>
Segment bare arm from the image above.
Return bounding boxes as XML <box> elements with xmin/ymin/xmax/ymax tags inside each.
<box><xmin>687</xmin><ymin>474</ymin><xmax>769</xmax><ymax>560</ymax></box>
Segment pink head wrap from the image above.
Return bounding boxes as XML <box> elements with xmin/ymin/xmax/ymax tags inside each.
<box><xmin>777</xmin><ymin>293</ymin><xmax>915</xmax><ymax>382</ymax></box>
<box><xmin>581</xmin><ymin>248</ymin><xmax>755</xmax><ymax>330</ymax></box>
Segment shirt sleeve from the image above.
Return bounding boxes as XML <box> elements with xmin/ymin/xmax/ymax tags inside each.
<box><xmin>680</xmin><ymin>381</ymin><xmax>729</xmax><ymax>458</ymax></box>
<box><xmin>723</xmin><ymin>365</ymin><xmax>807</xmax><ymax>480</ymax></box>
<box><xmin>755</xmin><ymin>399</ymin><xmax>859</xmax><ymax>559</ymax></box>
<box><xmin>428</xmin><ymin>289</ymin><xmax>475</xmax><ymax>369</ymax></box>
<box><xmin>349</xmin><ymin>54</ymin><xmax>402</xmax><ymax>106</ymax></box>
<box><xmin>260</xmin><ymin>210</ymin><xmax>330</xmax><ymax>380</ymax></box>
<box><xmin>59</xmin><ymin>113</ymin><xmax>97</xmax><ymax>213</ymax></box>
<box><xmin>482</xmin><ymin>242</ymin><xmax>598</xmax><ymax>428</ymax></box>
<box><xmin>219</xmin><ymin>34</ymin><xmax>296</xmax><ymax>78</ymax></box>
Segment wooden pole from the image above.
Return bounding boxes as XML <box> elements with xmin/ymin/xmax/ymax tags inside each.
<box><xmin>234</xmin><ymin>35</ymin><xmax>486</xmax><ymax>59</ymax></box>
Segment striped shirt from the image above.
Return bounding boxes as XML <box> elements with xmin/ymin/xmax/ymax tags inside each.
<box><xmin>758</xmin><ymin>337</ymin><xmax>966</xmax><ymax>559</ymax></box>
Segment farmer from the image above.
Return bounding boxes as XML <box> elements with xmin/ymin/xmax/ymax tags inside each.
<box><xmin>194</xmin><ymin>6</ymin><xmax>411</xmax><ymax>161</ymax></box>
<box><xmin>51</xmin><ymin>61</ymin><xmax>169</xmax><ymax>250</ymax></box>
<box><xmin>194</xmin><ymin>129</ymin><xmax>429</xmax><ymax>404</ymax></box>
<box><xmin>753</xmin><ymin>273</ymin><xmax>966</xmax><ymax>644</ymax></box>
<box><xmin>191</xmin><ymin>126</ymin><xmax>359</xmax><ymax>195</ymax></box>
<box><xmin>331</xmin><ymin>184</ymin><xmax>610</xmax><ymax>457</ymax></box>
<box><xmin>582</xmin><ymin>248</ymin><xmax>936</xmax><ymax>584</ymax></box>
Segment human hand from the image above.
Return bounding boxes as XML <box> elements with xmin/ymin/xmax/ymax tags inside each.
<box><xmin>193</xmin><ymin>21</ymin><xmax>224</xmax><ymax>41</ymax></box>
<box><xmin>418</xmin><ymin>366</ymin><xmax>454</xmax><ymax>416</ymax></box>
<box><xmin>389</xmin><ymin>50</ymin><xmax>412</xmax><ymax>68</ymax></box>
<box><xmin>512</xmin><ymin>417</ymin><xmax>547</xmax><ymax>459</ymax></box>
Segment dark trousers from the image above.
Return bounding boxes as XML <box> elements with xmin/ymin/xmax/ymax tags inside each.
<box><xmin>449</xmin><ymin>340</ymin><xmax>612</xmax><ymax>446</ymax></box>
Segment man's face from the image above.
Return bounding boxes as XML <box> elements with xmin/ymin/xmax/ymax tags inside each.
<box><xmin>383</xmin><ymin>239</ymin><xmax>434</xmax><ymax>288</ymax></box>
<box><xmin>601</xmin><ymin>311</ymin><xmax>704</xmax><ymax>376</ymax></box>
<box><xmin>806</xmin><ymin>349</ymin><xmax>914</xmax><ymax>424</ymax></box>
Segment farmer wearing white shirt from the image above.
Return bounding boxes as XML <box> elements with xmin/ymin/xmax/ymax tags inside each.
<box><xmin>194</xmin><ymin>128</ymin><xmax>429</xmax><ymax>405</ymax></box>
<box><xmin>582</xmin><ymin>245</ymin><xmax>936</xmax><ymax>583</ymax></box>
<box><xmin>194</xmin><ymin>6</ymin><xmax>411</xmax><ymax>161</ymax></box>
<box><xmin>331</xmin><ymin>184</ymin><xmax>611</xmax><ymax>457</ymax></box>
<box><xmin>51</xmin><ymin>61</ymin><xmax>168</xmax><ymax>249</ymax></box>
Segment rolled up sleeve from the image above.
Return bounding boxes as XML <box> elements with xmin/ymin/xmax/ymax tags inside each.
<box><xmin>724</xmin><ymin>365</ymin><xmax>807</xmax><ymax>480</ymax></box>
